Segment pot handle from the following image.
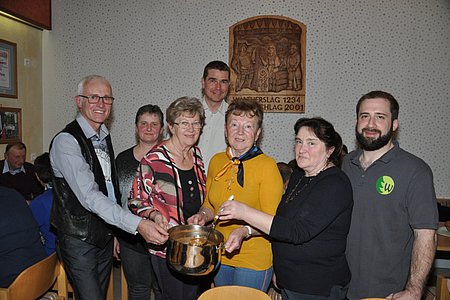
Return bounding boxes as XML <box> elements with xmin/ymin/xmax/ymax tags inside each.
<box><xmin>217</xmin><ymin>243</ymin><xmax>226</xmax><ymax>253</ymax></box>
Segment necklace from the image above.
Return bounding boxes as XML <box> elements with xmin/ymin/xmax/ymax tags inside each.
<box><xmin>169</xmin><ymin>140</ymin><xmax>190</xmax><ymax>161</ymax></box>
<box><xmin>284</xmin><ymin>175</ymin><xmax>312</xmax><ymax>203</ymax></box>
<box><xmin>284</xmin><ymin>163</ymin><xmax>331</xmax><ymax>204</ymax></box>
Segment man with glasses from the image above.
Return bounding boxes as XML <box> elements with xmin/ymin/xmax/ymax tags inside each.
<box><xmin>198</xmin><ymin>60</ymin><xmax>231</xmax><ymax>172</ymax></box>
<box><xmin>49</xmin><ymin>75</ymin><xmax>169</xmax><ymax>300</ymax></box>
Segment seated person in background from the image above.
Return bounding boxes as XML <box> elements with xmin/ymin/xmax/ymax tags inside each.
<box><xmin>29</xmin><ymin>152</ymin><xmax>56</xmax><ymax>256</ymax></box>
<box><xmin>0</xmin><ymin>186</ymin><xmax>47</xmax><ymax>287</ymax></box>
<box><xmin>277</xmin><ymin>162</ymin><xmax>293</xmax><ymax>192</ymax></box>
<box><xmin>0</xmin><ymin>142</ymin><xmax>43</xmax><ymax>201</ymax></box>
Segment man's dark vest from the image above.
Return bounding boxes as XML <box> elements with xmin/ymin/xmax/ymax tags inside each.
<box><xmin>50</xmin><ymin>120</ymin><xmax>121</xmax><ymax>248</ymax></box>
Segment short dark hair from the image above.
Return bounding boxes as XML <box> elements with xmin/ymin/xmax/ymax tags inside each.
<box><xmin>135</xmin><ymin>104</ymin><xmax>164</xmax><ymax>126</ymax></box>
<box><xmin>225</xmin><ymin>99</ymin><xmax>264</xmax><ymax>129</ymax></box>
<box><xmin>34</xmin><ymin>152</ymin><xmax>51</xmax><ymax>184</ymax></box>
<box><xmin>356</xmin><ymin>90</ymin><xmax>399</xmax><ymax>120</ymax></box>
<box><xmin>294</xmin><ymin>117</ymin><xmax>344</xmax><ymax>167</ymax></box>
<box><xmin>202</xmin><ymin>60</ymin><xmax>230</xmax><ymax>80</ymax></box>
<box><xmin>5</xmin><ymin>142</ymin><xmax>26</xmax><ymax>154</ymax></box>
<box><xmin>277</xmin><ymin>162</ymin><xmax>293</xmax><ymax>185</ymax></box>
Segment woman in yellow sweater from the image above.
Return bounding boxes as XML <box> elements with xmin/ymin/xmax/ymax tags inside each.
<box><xmin>188</xmin><ymin>99</ymin><xmax>283</xmax><ymax>291</ymax></box>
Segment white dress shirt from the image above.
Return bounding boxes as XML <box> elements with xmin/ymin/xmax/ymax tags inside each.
<box><xmin>198</xmin><ymin>99</ymin><xmax>228</xmax><ymax>172</ymax></box>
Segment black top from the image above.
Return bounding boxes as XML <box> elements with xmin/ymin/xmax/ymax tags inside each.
<box><xmin>270</xmin><ymin>167</ymin><xmax>353</xmax><ymax>296</ymax></box>
<box><xmin>178</xmin><ymin>167</ymin><xmax>201</xmax><ymax>219</ymax></box>
<box><xmin>115</xmin><ymin>146</ymin><xmax>148</xmax><ymax>254</ymax></box>
<box><xmin>0</xmin><ymin>186</ymin><xmax>47</xmax><ymax>287</ymax></box>
<box><xmin>0</xmin><ymin>160</ymin><xmax>43</xmax><ymax>201</ymax></box>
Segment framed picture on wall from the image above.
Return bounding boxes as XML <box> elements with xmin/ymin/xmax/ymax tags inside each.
<box><xmin>0</xmin><ymin>39</ymin><xmax>18</xmax><ymax>98</ymax></box>
<box><xmin>0</xmin><ymin>107</ymin><xmax>22</xmax><ymax>144</ymax></box>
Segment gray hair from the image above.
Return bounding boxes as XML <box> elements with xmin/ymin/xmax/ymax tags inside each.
<box><xmin>166</xmin><ymin>96</ymin><xmax>205</xmax><ymax>125</ymax></box>
<box><xmin>77</xmin><ymin>75</ymin><xmax>111</xmax><ymax>95</ymax></box>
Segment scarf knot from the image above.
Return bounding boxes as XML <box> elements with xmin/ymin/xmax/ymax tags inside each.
<box><xmin>214</xmin><ymin>146</ymin><xmax>263</xmax><ymax>187</ymax></box>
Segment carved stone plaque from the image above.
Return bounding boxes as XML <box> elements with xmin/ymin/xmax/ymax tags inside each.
<box><xmin>229</xmin><ymin>16</ymin><xmax>306</xmax><ymax>113</ymax></box>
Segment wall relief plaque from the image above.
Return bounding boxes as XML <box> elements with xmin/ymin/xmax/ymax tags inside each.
<box><xmin>229</xmin><ymin>16</ymin><xmax>306</xmax><ymax>113</ymax></box>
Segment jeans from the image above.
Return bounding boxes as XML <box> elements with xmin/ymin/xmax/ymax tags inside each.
<box><xmin>57</xmin><ymin>234</ymin><xmax>113</xmax><ymax>300</ymax></box>
<box><xmin>214</xmin><ymin>264</ymin><xmax>272</xmax><ymax>292</ymax></box>
<box><xmin>281</xmin><ymin>285</ymin><xmax>348</xmax><ymax>300</ymax></box>
<box><xmin>120</xmin><ymin>244</ymin><xmax>160</xmax><ymax>300</ymax></box>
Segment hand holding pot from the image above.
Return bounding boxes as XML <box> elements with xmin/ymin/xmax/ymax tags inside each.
<box><xmin>224</xmin><ymin>226</ymin><xmax>249</xmax><ymax>253</ymax></box>
<box><xmin>137</xmin><ymin>218</ymin><xmax>169</xmax><ymax>245</ymax></box>
<box><xmin>154</xmin><ymin>212</ymin><xmax>170</xmax><ymax>230</ymax></box>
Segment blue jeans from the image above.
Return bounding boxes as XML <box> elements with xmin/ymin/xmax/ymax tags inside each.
<box><xmin>214</xmin><ymin>264</ymin><xmax>272</xmax><ymax>292</ymax></box>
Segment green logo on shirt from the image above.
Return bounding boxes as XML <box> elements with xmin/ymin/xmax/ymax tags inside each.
<box><xmin>376</xmin><ymin>176</ymin><xmax>395</xmax><ymax>195</ymax></box>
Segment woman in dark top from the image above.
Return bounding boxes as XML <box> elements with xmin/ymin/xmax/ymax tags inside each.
<box><xmin>115</xmin><ymin>104</ymin><xmax>164</xmax><ymax>300</ymax></box>
<box><xmin>218</xmin><ymin>117</ymin><xmax>353</xmax><ymax>299</ymax></box>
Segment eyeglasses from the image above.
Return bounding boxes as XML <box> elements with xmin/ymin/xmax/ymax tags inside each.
<box><xmin>78</xmin><ymin>95</ymin><xmax>115</xmax><ymax>105</ymax></box>
<box><xmin>173</xmin><ymin>121</ymin><xmax>203</xmax><ymax>130</ymax></box>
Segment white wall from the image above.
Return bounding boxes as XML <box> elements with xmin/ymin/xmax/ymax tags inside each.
<box><xmin>43</xmin><ymin>0</ymin><xmax>450</xmax><ymax>197</ymax></box>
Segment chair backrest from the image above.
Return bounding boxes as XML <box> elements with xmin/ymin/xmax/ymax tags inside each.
<box><xmin>437</xmin><ymin>275</ymin><xmax>450</xmax><ymax>300</ymax></box>
<box><xmin>198</xmin><ymin>285</ymin><xmax>272</xmax><ymax>300</ymax></box>
<box><xmin>0</xmin><ymin>253</ymin><xmax>59</xmax><ymax>300</ymax></box>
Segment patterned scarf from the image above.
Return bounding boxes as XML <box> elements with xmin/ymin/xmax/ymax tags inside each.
<box><xmin>214</xmin><ymin>145</ymin><xmax>263</xmax><ymax>187</ymax></box>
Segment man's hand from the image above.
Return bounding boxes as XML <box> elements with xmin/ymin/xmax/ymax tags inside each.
<box><xmin>387</xmin><ymin>288</ymin><xmax>420</xmax><ymax>300</ymax></box>
<box><xmin>113</xmin><ymin>237</ymin><xmax>120</xmax><ymax>260</ymax></box>
<box><xmin>137</xmin><ymin>219</ymin><xmax>169</xmax><ymax>245</ymax></box>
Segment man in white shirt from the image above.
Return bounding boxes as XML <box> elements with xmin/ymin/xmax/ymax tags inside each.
<box><xmin>198</xmin><ymin>61</ymin><xmax>231</xmax><ymax>172</ymax></box>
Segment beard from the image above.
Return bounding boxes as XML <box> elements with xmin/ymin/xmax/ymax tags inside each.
<box><xmin>356</xmin><ymin>125</ymin><xmax>394</xmax><ymax>151</ymax></box>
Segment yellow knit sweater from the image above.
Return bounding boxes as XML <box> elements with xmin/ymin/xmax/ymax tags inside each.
<box><xmin>202</xmin><ymin>151</ymin><xmax>283</xmax><ymax>270</ymax></box>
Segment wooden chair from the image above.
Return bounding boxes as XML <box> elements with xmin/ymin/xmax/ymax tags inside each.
<box><xmin>437</xmin><ymin>275</ymin><xmax>450</xmax><ymax>300</ymax></box>
<box><xmin>121</xmin><ymin>263</ymin><xmax>128</xmax><ymax>300</ymax></box>
<box><xmin>0</xmin><ymin>253</ymin><xmax>64</xmax><ymax>300</ymax></box>
<box><xmin>198</xmin><ymin>285</ymin><xmax>271</xmax><ymax>300</ymax></box>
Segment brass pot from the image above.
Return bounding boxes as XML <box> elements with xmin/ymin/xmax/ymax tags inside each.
<box><xmin>166</xmin><ymin>224</ymin><xmax>224</xmax><ymax>276</ymax></box>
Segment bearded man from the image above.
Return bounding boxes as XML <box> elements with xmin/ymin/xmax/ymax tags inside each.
<box><xmin>342</xmin><ymin>91</ymin><xmax>438</xmax><ymax>300</ymax></box>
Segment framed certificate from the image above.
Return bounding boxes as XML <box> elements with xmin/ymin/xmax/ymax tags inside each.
<box><xmin>0</xmin><ymin>39</ymin><xmax>18</xmax><ymax>98</ymax></box>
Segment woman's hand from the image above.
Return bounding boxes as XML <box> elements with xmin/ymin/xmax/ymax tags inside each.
<box><xmin>224</xmin><ymin>226</ymin><xmax>249</xmax><ymax>253</ymax></box>
<box><xmin>218</xmin><ymin>199</ymin><xmax>249</xmax><ymax>221</ymax></box>
<box><xmin>187</xmin><ymin>208</ymin><xmax>212</xmax><ymax>226</ymax></box>
<box><xmin>153</xmin><ymin>212</ymin><xmax>170</xmax><ymax>231</ymax></box>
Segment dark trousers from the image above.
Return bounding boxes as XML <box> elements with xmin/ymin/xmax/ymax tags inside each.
<box><xmin>120</xmin><ymin>243</ymin><xmax>160</xmax><ymax>300</ymax></box>
<box><xmin>151</xmin><ymin>255</ymin><xmax>199</xmax><ymax>300</ymax></box>
<box><xmin>57</xmin><ymin>234</ymin><xmax>113</xmax><ymax>300</ymax></box>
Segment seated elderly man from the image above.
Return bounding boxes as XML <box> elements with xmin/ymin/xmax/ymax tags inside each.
<box><xmin>0</xmin><ymin>186</ymin><xmax>47</xmax><ymax>287</ymax></box>
<box><xmin>0</xmin><ymin>142</ymin><xmax>43</xmax><ymax>201</ymax></box>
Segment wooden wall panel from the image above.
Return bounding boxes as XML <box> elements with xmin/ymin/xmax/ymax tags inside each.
<box><xmin>0</xmin><ymin>0</ymin><xmax>51</xmax><ymax>30</ymax></box>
